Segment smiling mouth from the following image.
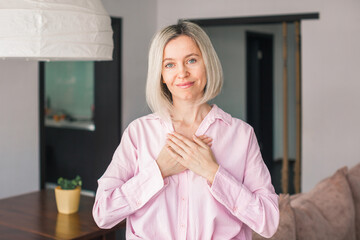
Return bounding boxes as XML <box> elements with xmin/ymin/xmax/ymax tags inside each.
<box><xmin>176</xmin><ymin>82</ymin><xmax>194</xmax><ymax>89</ymax></box>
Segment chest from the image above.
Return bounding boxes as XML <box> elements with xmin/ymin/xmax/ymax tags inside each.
<box><xmin>172</xmin><ymin>122</ymin><xmax>200</xmax><ymax>140</ymax></box>
<box><xmin>135</xmin><ymin>119</ymin><xmax>248</xmax><ymax>183</ymax></box>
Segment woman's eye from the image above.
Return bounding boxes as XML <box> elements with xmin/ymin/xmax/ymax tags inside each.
<box><xmin>165</xmin><ymin>63</ymin><xmax>174</xmax><ymax>68</ymax></box>
<box><xmin>188</xmin><ymin>58</ymin><xmax>196</xmax><ymax>64</ymax></box>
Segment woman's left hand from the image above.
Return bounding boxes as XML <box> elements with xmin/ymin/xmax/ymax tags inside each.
<box><xmin>166</xmin><ymin>132</ymin><xmax>219</xmax><ymax>184</ymax></box>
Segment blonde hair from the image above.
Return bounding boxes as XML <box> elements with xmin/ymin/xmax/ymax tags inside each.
<box><xmin>146</xmin><ymin>21</ymin><xmax>223</xmax><ymax>119</ymax></box>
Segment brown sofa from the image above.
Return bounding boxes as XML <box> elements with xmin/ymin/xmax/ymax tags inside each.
<box><xmin>253</xmin><ymin>163</ymin><xmax>360</xmax><ymax>240</ymax></box>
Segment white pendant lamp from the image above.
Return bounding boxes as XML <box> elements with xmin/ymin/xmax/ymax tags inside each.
<box><xmin>0</xmin><ymin>0</ymin><xmax>113</xmax><ymax>61</ymax></box>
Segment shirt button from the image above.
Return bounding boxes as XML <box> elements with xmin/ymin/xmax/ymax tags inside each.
<box><xmin>181</xmin><ymin>197</ymin><xmax>185</xmax><ymax>201</ymax></box>
<box><xmin>136</xmin><ymin>201</ymin><xmax>141</xmax><ymax>207</ymax></box>
<box><xmin>181</xmin><ymin>224</ymin><xmax>185</xmax><ymax>228</ymax></box>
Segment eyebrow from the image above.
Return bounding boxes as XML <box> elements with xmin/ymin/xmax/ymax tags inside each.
<box><xmin>163</xmin><ymin>53</ymin><xmax>200</xmax><ymax>62</ymax></box>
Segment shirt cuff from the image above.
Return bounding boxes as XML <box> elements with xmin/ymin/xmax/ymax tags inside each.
<box><xmin>121</xmin><ymin>160</ymin><xmax>168</xmax><ymax>211</ymax></box>
<box><xmin>209</xmin><ymin>165</ymin><xmax>254</xmax><ymax>214</ymax></box>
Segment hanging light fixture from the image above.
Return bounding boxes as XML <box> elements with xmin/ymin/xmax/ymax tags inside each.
<box><xmin>0</xmin><ymin>0</ymin><xmax>113</xmax><ymax>61</ymax></box>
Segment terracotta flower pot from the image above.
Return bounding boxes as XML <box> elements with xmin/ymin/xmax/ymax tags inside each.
<box><xmin>55</xmin><ymin>186</ymin><xmax>81</xmax><ymax>214</ymax></box>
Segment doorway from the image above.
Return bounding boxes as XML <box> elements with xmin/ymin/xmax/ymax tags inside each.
<box><xmin>246</xmin><ymin>32</ymin><xmax>274</xmax><ymax>172</ymax></box>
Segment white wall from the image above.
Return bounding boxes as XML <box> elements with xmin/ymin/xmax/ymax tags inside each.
<box><xmin>301</xmin><ymin>2</ymin><xmax>360</xmax><ymax>191</ymax></box>
<box><xmin>0</xmin><ymin>60</ymin><xmax>39</xmax><ymax>198</ymax></box>
<box><xmin>102</xmin><ymin>0</ymin><xmax>157</xmax><ymax>130</ymax></box>
<box><xmin>157</xmin><ymin>0</ymin><xmax>360</xmax><ymax>191</ymax></box>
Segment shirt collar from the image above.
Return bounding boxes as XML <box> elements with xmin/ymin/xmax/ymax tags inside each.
<box><xmin>208</xmin><ymin>104</ymin><xmax>232</xmax><ymax>125</ymax></box>
<box><xmin>145</xmin><ymin>104</ymin><xmax>232</xmax><ymax>126</ymax></box>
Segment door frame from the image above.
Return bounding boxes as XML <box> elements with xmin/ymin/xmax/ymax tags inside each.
<box><xmin>183</xmin><ymin>13</ymin><xmax>319</xmax><ymax>26</ymax></box>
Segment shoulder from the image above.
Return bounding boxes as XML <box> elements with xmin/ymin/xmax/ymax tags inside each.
<box><xmin>229</xmin><ymin>118</ymin><xmax>255</xmax><ymax>141</ymax></box>
<box><xmin>118</xmin><ymin>113</ymin><xmax>160</xmax><ymax>144</ymax></box>
<box><xmin>213</xmin><ymin>105</ymin><xmax>254</xmax><ymax>134</ymax></box>
<box><xmin>126</xmin><ymin>113</ymin><xmax>161</xmax><ymax>129</ymax></box>
<box><xmin>231</xmin><ymin>117</ymin><xmax>254</xmax><ymax>132</ymax></box>
<box><xmin>123</xmin><ymin>113</ymin><xmax>164</xmax><ymax>140</ymax></box>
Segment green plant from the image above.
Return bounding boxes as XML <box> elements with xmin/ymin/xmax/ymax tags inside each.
<box><xmin>57</xmin><ymin>175</ymin><xmax>82</xmax><ymax>190</ymax></box>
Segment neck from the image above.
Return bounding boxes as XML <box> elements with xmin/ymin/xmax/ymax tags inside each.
<box><xmin>171</xmin><ymin>100</ymin><xmax>211</xmax><ymax>126</ymax></box>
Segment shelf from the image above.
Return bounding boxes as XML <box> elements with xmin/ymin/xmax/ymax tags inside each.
<box><xmin>45</xmin><ymin>119</ymin><xmax>95</xmax><ymax>131</ymax></box>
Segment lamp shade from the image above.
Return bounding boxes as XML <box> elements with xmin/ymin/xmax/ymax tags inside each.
<box><xmin>0</xmin><ymin>0</ymin><xmax>113</xmax><ymax>61</ymax></box>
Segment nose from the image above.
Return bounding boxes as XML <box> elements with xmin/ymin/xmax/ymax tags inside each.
<box><xmin>177</xmin><ymin>63</ymin><xmax>189</xmax><ymax>79</ymax></box>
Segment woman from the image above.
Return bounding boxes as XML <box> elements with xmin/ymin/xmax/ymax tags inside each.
<box><xmin>93</xmin><ymin>21</ymin><xmax>279</xmax><ymax>239</ymax></box>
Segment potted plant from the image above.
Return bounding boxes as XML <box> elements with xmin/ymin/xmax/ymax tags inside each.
<box><xmin>55</xmin><ymin>175</ymin><xmax>82</xmax><ymax>214</ymax></box>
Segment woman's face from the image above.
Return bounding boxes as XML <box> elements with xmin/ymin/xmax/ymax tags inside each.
<box><xmin>161</xmin><ymin>35</ymin><xmax>207</xmax><ymax>103</ymax></box>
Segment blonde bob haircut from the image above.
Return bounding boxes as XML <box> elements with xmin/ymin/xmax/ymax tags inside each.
<box><xmin>146</xmin><ymin>21</ymin><xmax>223</xmax><ymax>119</ymax></box>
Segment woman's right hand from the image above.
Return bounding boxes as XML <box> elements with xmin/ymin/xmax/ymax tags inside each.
<box><xmin>156</xmin><ymin>135</ymin><xmax>212</xmax><ymax>179</ymax></box>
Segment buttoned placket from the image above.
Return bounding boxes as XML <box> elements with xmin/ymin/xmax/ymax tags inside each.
<box><xmin>162</xmin><ymin>120</ymin><xmax>189</xmax><ymax>239</ymax></box>
<box><xmin>177</xmin><ymin>170</ymin><xmax>188</xmax><ymax>240</ymax></box>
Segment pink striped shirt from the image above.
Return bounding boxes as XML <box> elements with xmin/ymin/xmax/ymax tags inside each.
<box><xmin>93</xmin><ymin>105</ymin><xmax>279</xmax><ymax>239</ymax></box>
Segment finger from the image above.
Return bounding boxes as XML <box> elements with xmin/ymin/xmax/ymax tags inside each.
<box><xmin>199</xmin><ymin>135</ymin><xmax>213</xmax><ymax>146</ymax></box>
<box><xmin>166</xmin><ymin>146</ymin><xmax>188</xmax><ymax>166</ymax></box>
<box><xmin>198</xmin><ymin>135</ymin><xmax>206</xmax><ymax>140</ymax></box>
<box><xmin>202</xmin><ymin>139</ymin><xmax>212</xmax><ymax>147</ymax></box>
<box><xmin>193</xmin><ymin>134</ymin><xmax>209</xmax><ymax>148</ymax></box>
<box><xmin>166</xmin><ymin>145</ymin><xmax>181</xmax><ymax>158</ymax></box>
<box><xmin>199</xmin><ymin>135</ymin><xmax>212</xmax><ymax>141</ymax></box>
<box><xmin>167</xmin><ymin>138</ymin><xmax>187</xmax><ymax>157</ymax></box>
<box><xmin>171</xmin><ymin>132</ymin><xmax>197</xmax><ymax>148</ymax></box>
<box><xmin>168</xmin><ymin>134</ymin><xmax>193</xmax><ymax>153</ymax></box>
<box><xmin>199</xmin><ymin>135</ymin><xmax>213</xmax><ymax>141</ymax></box>
<box><xmin>202</xmin><ymin>137</ymin><xmax>213</xmax><ymax>144</ymax></box>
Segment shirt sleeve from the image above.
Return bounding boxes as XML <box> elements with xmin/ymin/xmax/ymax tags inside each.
<box><xmin>92</xmin><ymin>125</ymin><xmax>168</xmax><ymax>229</ymax></box>
<box><xmin>208</xmin><ymin>128</ymin><xmax>279</xmax><ymax>238</ymax></box>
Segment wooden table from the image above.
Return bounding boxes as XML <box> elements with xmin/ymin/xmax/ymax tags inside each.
<box><xmin>0</xmin><ymin>190</ymin><xmax>125</xmax><ymax>240</ymax></box>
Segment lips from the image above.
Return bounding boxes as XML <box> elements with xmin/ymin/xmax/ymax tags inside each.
<box><xmin>176</xmin><ymin>82</ymin><xmax>194</xmax><ymax>89</ymax></box>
